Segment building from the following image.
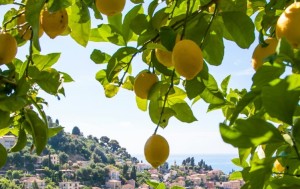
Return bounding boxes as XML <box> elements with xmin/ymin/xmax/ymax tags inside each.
<box><xmin>21</xmin><ymin>177</ymin><xmax>46</xmax><ymax>189</ymax></box>
<box><xmin>222</xmin><ymin>180</ymin><xmax>242</xmax><ymax>189</ymax></box>
<box><xmin>37</xmin><ymin>154</ymin><xmax>60</xmax><ymax>165</ymax></box>
<box><xmin>106</xmin><ymin>179</ymin><xmax>121</xmax><ymax>189</ymax></box>
<box><xmin>0</xmin><ymin>135</ymin><xmax>16</xmax><ymax>149</ymax></box>
<box><xmin>59</xmin><ymin>181</ymin><xmax>80</xmax><ymax>189</ymax></box>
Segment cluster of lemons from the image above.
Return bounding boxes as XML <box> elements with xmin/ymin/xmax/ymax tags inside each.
<box><xmin>251</xmin><ymin>2</ymin><xmax>300</xmax><ymax>70</ymax></box>
<box><xmin>0</xmin><ymin>0</ymin><xmax>126</xmax><ymax>65</ymax></box>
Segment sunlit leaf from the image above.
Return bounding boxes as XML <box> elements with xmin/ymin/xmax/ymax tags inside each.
<box><xmin>229</xmin><ymin>171</ymin><xmax>243</xmax><ymax>180</ymax></box>
<box><xmin>25</xmin><ymin>0</ymin><xmax>45</xmax><ymax>51</ymax></box>
<box><xmin>32</xmin><ymin>53</ymin><xmax>61</xmax><ymax>71</ymax></box>
<box><xmin>90</xmin><ymin>49</ymin><xmax>111</xmax><ymax>64</ymax></box>
<box><xmin>90</xmin><ymin>24</ymin><xmax>125</xmax><ymax>46</ymax></box>
<box><xmin>60</xmin><ymin>72</ymin><xmax>74</xmax><ymax>82</ymax></box>
<box><xmin>69</xmin><ymin>1</ymin><xmax>91</xmax><ymax>47</ymax></box>
<box><xmin>104</xmin><ymin>84</ymin><xmax>119</xmax><ymax>98</ymax></box>
<box><xmin>220</xmin><ymin>118</ymin><xmax>284</xmax><ymax>148</ymax></box>
<box><xmin>221</xmin><ymin>11</ymin><xmax>255</xmax><ymax>48</ymax></box>
<box><xmin>136</xmin><ymin>96</ymin><xmax>148</xmax><ymax>111</ymax></box>
<box><xmin>25</xmin><ymin>109</ymin><xmax>48</xmax><ymax>155</ymax></box>
<box><xmin>122</xmin><ymin>75</ymin><xmax>134</xmax><ymax>90</ymax></box>
<box><xmin>171</xmin><ymin>100</ymin><xmax>197</xmax><ymax>123</ymax></box>
<box><xmin>47</xmin><ymin>0</ymin><xmax>72</xmax><ymax>12</ymax></box>
<box><xmin>221</xmin><ymin>75</ymin><xmax>231</xmax><ymax>95</ymax></box>
<box><xmin>48</xmin><ymin>126</ymin><xmax>64</xmax><ymax>138</ymax></box>
<box><xmin>123</xmin><ymin>4</ymin><xmax>143</xmax><ymax>41</ymax></box>
<box><xmin>9</xmin><ymin>127</ymin><xmax>27</xmax><ymax>152</ymax></box>
<box><xmin>0</xmin><ymin>0</ymin><xmax>13</xmax><ymax>4</ymax></box>
<box><xmin>0</xmin><ymin>95</ymin><xmax>27</xmax><ymax>112</ymax></box>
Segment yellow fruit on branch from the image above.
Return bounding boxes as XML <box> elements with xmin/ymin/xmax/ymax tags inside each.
<box><xmin>155</xmin><ymin>48</ymin><xmax>173</xmax><ymax>67</ymax></box>
<box><xmin>144</xmin><ymin>134</ymin><xmax>169</xmax><ymax>168</ymax></box>
<box><xmin>133</xmin><ymin>71</ymin><xmax>158</xmax><ymax>99</ymax></box>
<box><xmin>251</xmin><ymin>38</ymin><xmax>278</xmax><ymax>71</ymax></box>
<box><xmin>0</xmin><ymin>31</ymin><xmax>18</xmax><ymax>65</ymax></box>
<box><xmin>41</xmin><ymin>8</ymin><xmax>68</xmax><ymax>39</ymax></box>
<box><xmin>276</xmin><ymin>2</ymin><xmax>300</xmax><ymax>48</ymax></box>
<box><xmin>172</xmin><ymin>39</ymin><xmax>203</xmax><ymax>80</ymax></box>
<box><xmin>17</xmin><ymin>13</ymin><xmax>44</xmax><ymax>40</ymax></box>
<box><xmin>95</xmin><ymin>0</ymin><xmax>126</xmax><ymax>16</ymax></box>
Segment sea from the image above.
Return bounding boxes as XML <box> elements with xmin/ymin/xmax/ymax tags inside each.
<box><xmin>133</xmin><ymin>154</ymin><xmax>241</xmax><ymax>174</ymax></box>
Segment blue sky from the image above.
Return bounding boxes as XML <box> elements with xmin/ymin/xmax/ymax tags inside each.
<box><xmin>1</xmin><ymin>2</ymin><xmax>257</xmax><ymax>156</ymax></box>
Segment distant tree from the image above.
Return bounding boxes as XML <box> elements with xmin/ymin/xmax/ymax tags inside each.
<box><xmin>108</xmin><ymin>139</ymin><xmax>120</xmax><ymax>152</ymax></box>
<box><xmin>12</xmin><ymin>170</ymin><xmax>22</xmax><ymax>180</ymax></box>
<box><xmin>87</xmin><ymin>135</ymin><xmax>93</xmax><ymax>140</ymax></box>
<box><xmin>122</xmin><ymin>164</ymin><xmax>129</xmax><ymax>179</ymax></box>
<box><xmin>100</xmin><ymin>136</ymin><xmax>110</xmax><ymax>144</ymax></box>
<box><xmin>182</xmin><ymin>160</ymin><xmax>186</xmax><ymax>166</ymax></box>
<box><xmin>59</xmin><ymin>152</ymin><xmax>69</xmax><ymax>165</ymax></box>
<box><xmin>55</xmin><ymin>119</ymin><xmax>59</xmax><ymax>125</ymax></box>
<box><xmin>191</xmin><ymin>157</ymin><xmax>195</xmax><ymax>167</ymax></box>
<box><xmin>130</xmin><ymin>166</ymin><xmax>137</xmax><ymax>180</ymax></box>
<box><xmin>93</xmin><ymin>137</ymin><xmax>99</xmax><ymax>143</ymax></box>
<box><xmin>72</xmin><ymin>126</ymin><xmax>81</xmax><ymax>135</ymax></box>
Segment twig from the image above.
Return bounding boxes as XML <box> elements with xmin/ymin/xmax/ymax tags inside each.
<box><xmin>200</xmin><ymin>2</ymin><xmax>218</xmax><ymax>48</ymax></box>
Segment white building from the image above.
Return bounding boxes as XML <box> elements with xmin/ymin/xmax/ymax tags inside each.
<box><xmin>21</xmin><ymin>177</ymin><xmax>46</xmax><ymax>189</ymax></box>
<box><xmin>0</xmin><ymin>135</ymin><xmax>16</xmax><ymax>149</ymax></box>
<box><xmin>59</xmin><ymin>181</ymin><xmax>80</xmax><ymax>189</ymax></box>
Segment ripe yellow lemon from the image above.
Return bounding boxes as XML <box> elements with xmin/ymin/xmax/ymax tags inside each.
<box><xmin>276</xmin><ymin>2</ymin><xmax>300</xmax><ymax>48</ymax></box>
<box><xmin>0</xmin><ymin>32</ymin><xmax>18</xmax><ymax>65</ymax></box>
<box><xmin>155</xmin><ymin>48</ymin><xmax>173</xmax><ymax>67</ymax></box>
<box><xmin>172</xmin><ymin>39</ymin><xmax>203</xmax><ymax>80</ymax></box>
<box><xmin>95</xmin><ymin>0</ymin><xmax>126</xmax><ymax>16</ymax></box>
<box><xmin>251</xmin><ymin>38</ymin><xmax>278</xmax><ymax>71</ymax></box>
<box><xmin>144</xmin><ymin>134</ymin><xmax>169</xmax><ymax>168</ymax></box>
<box><xmin>274</xmin><ymin>159</ymin><xmax>285</xmax><ymax>172</ymax></box>
<box><xmin>41</xmin><ymin>9</ymin><xmax>68</xmax><ymax>39</ymax></box>
<box><xmin>134</xmin><ymin>71</ymin><xmax>158</xmax><ymax>99</ymax></box>
<box><xmin>17</xmin><ymin>13</ymin><xmax>44</xmax><ymax>40</ymax></box>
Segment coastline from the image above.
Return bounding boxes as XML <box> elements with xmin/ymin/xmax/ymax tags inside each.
<box><xmin>133</xmin><ymin>153</ymin><xmax>241</xmax><ymax>174</ymax></box>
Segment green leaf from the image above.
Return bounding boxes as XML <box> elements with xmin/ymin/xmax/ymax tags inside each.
<box><xmin>104</xmin><ymin>84</ymin><xmax>119</xmax><ymax>98</ymax></box>
<box><xmin>171</xmin><ymin>100</ymin><xmax>197</xmax><ymax>123</ymax></box>
<box><xmin>151</xmin><ymin>51</ymin><xmax>174</xmax><ymax>76</ymax></box>
<box><xmin>122</xmin><ymin>76</ymin><xmax>134</xmax><ymax>90</ymax></box>
<box><xmin>60</xmin><ymin>72</ymin><xmax>74</xmax><ymax>82</ymax></box>
<box><xmin>229</xmin><ymin>90</ymin><xmax>259</xmax><ymax>125</ymax></box>
<box><xmin>90</xmin><ymin>24</ymin><xmax>125</xmax><ymax>46</ymax></box>
<box><xmin>90</xmin><ymin>49</ymin><xmax>111</xmax><ymax>64</ymax></box>
<box><xmin>24</xmin><ymin>109</ymin><xmax>48</xmax><ymax>155</ymax></box>
<box><xmin>185</xmin><ymin>76</ymin><xmax>206</xmax><ymax>99</ymax></box>
<box><xmin>0</xmin><ymin>110</ymin><xmax>10</xmax><ymax>129</ymax></box>
<box><xmin>221</xmin><ymin>75</ymin><xmax>231</xmax><ymax>95</ymax></box>
<box><xmin>123</xmin><ymin>4</ymin><xmax>143</xmax><ymax>42</ymax></box>
<box><xmin>32</xmin><ymin>53</ymin><xmax>61</xmax><ymax>71</ymax></box>
<box><xmin>221</xmin><ymin>11</ymin><xmax>255</xmax><ymax>48</ymax></box>
<box><xmin>47</xmin><ymin>0</ymin><xmax>72</xmax><ymax>12</ymax></box>
<box><xmin>48</xmin><ymin>126</ymin><xmax>64</xmax><ymax>138</ymax></box>
<box><xmin>220</xmin><ymin>118</ymin><xmax>284</xmax><ymax>148</ymax></box>
<box><xmin>229</xmin><ymin>171</ymin><xmax>243</xmax><ymax>180</ymax></box>
<box><xmin>136</xmin><ymin>96</ymin><xmax>148</xmax><ymax>111</ymax></box>
<box><xmin>69</xmin><ymin>1</ymin><xmax>91</xmax><ymax>47</ymax></box>
<box><xmin>262</xmin><ymin>76</ymin><xmax>300</xmax><ymax>125</ymax></box>
<box><xmin>25</xmin><ymin>0</ymin><xmax>45</xmax><ymax>51</ymax></box>
<box><xmin>200</xmin><ymin>74</ymin><xmax>225</xmax><ymax>104</ymax></box>
<box><xmin>106</xmin><ymin>47</ymin><xmax>138</xmax><ymax>81</ymax></box>
<box><xmin>252</xmin><ymin>64</ymin><xmax>285</xmax><ymax>90</ymax></box>
<box><xmin>9</xmin><ymin>127</ymin><xmax>27</xmax><ymax>152</ymax></box>
<box><xmin>0</xmin><ymin>144</ymin><xmax>7</xmax><ymax>168</ymax></box>
<box><xmin>130</xmin><ymin>0</ymin><xmax>144</xmax><ymax>4</ymax></box>
<box><xmin>130</xmin><ymin>14</ymin><xmax>149</xmax><ymax>35</ymax></box>
<box><xmin>0</xmin><ymin>95</ymin><xmax>27</xmax><ymax>112</ymax></box>
<box><xmin>202</xmin><ymin>32</ymin><xmax>224</xmax><ymax>66</ymax></box>
<box><xmin>293</xmin><ymin>118</ymin><xmax>300</xmax><ymax>144</ymax></box>
<box><xmin>108</xmin><ymin>13</ymin><xmax>123</xmax><ymax>34</ymax></box>
<box><xmin>29</xmin><ymin>67</ymin><xmax>61</xmax><ymax>95</ymax></box>
<box><xmin>149</xmin><ymin>100</ymin><xmax>175</xmax><ymax>128</ymax></box>
<box><xmin>0</xmin><ymin>0</ymin><xmax>14</xmax><ymax>5</ymax></box>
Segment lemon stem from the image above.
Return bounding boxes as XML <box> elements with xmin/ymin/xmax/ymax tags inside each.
<box><xmin>3</xmin><ymin>11</ymin><xmax>25</xmax><ymax>31</ymax></box>
<box><xmin>200</xmin><ymin>2</ymin><xmax>218</xmax><ymax>48</ymax></box>
<box><xmin>181</xmin><ymin>0</ymin><xmax>191</xmax><ymax>40</ymax></box>
<box><xmin>154</xmin><ymin>69</ymin><xmax>175</xmax><ymax>135</ymax></box>
<box><xmin>25</xmin><ymin>33</ymin><xmax>34</xmax><ymax>77</ymax></box>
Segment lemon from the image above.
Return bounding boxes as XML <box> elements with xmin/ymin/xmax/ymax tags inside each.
<box><xmin>0</xmin><ymin>32</ymin><xmax>18</xmax><ymax>65</ymax></box>
<box><xmin>134</xmin><ymin>71</ymin><xmax>158</xmax><ymax>99</ymax></box>
<box><xmin>155</xmin><ymin>49</ymin><xmax>173</xmax><ymax>67</ymax></box>
<box><xmin>251</xmin><ymin>38</ymin><xmax>278</xmax><ymax>71</ymax></box>
<box><xmin>144</xmin><ymin>134</ymin><xmax>169</xmax><ymax>168</ymax></box>
<box><xmin>172</xmin><ymin>39</ymin><xmax>203</xmax><ymax>80</ymax></box>
<box><xmin>17</xmin><ymin>13</ymin><xmax>44</xmax><ymax>40</ymax></box>
<box><xmin>41</xmin><ymin>8</ymin><xmax>68</xmax><ymax>39</ymax></box>
<box><xmin>95</xmin><ymin>0</ymin><xmax>126</xmax><ymax>16</ymax></box>
<box><xmin>276</xmin><ymin>2</ymin><xmax>300</xmax><ymax>48</ymax></box>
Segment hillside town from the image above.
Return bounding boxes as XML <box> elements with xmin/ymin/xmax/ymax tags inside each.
<box><xmin>0</xmin><ymin>133</ymin><xmax>244</xmax><ymax>189</ymax></box>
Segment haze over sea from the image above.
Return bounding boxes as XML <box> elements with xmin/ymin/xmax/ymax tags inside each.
<box><xmin>134</xmin><ymin>154</ymin><xmax>240</xmax><ymax>174</ymax></box>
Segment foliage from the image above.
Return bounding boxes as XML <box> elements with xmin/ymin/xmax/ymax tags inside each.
<box><xmin>1</xmin><ymin>0</ymin><xmax>300</xmax><ymax>188</ymax></box>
